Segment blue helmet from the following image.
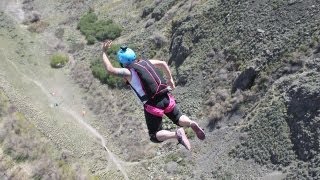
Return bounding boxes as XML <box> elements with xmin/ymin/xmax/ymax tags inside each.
<box><xmin>117</xmin><ymin>45</ymin><xmax>136</xmax><ymax>65</ymax></box>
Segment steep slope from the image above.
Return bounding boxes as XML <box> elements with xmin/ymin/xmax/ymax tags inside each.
<box><xmin>1</xmin><ymin>0</ymin><xmax>320</xmax><ymax>179</ymax></box>
<box><xmin>0</xmin><ymin>1</ymin><xmax>138</xmax><ymax>179</ymax></box>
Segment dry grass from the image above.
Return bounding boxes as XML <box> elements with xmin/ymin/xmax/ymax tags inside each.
<box><xmin>27</xmin><ymin>21</ymin><xmax>49</xmax><ymax>33</ymax></box>
<box><xmin>0</xmin><ymin>90</ymin><xmax>91</xmax><ymax>179</ymax></box>
<box><xmin>207</xmin><ymin>89</ymin><xmax>244</xmax><ymax>123</ymax></box>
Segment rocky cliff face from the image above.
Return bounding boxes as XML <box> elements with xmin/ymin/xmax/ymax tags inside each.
<box><xmin>45</xmin><ymin>0</ymin><xmax>320</xmax><ymax>179</ymax></box>
<box><xmin>130</xmin><ymin>0</ymin><xmax>320</xmax><ymax>179</ymax></box>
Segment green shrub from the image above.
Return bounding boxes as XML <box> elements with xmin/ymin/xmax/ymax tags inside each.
<box><xmin>231</xmin><ymin>98</ymin><xmax>295</xmax><ymax>166</ymax></box>
<box><xmin>0</xmin><ymin>91</ymin><xmax>9</xmax><ymax>117</ymax></box>
<box><xmin>90</xmin><ymin>43</ymin><xmax>138</xmax><ymax>87</ymax></box>
<box><xmin>95</xmin><ymin>20</ymin><xmax>122</xmax><ymax>41</ymax></box>
<box><xmin>185</xmin><ymin>127</ymin><xmax>195</xmax><ymax>139</ymax></box>
<box><xmin>106</xmin><ymin>44</ymin><xmax>121</xmax><ymax>61</ymax></box>
<box><xmin>50</xmin><ymin>53</ymin><xmax>69</xmax><ymax>68</ymax></box>
<box><xmin>86</xmin><ymin>35</ymin><xmax>96</xmax><ymax>45</ymax></box>
<box><xmin>298</xmin><ymin>44</ymin><xmax>309</xmax><ymax>55</ymax></box>
<box><xmin>165</xmin><ymin>153</ymin><xmax>187</xmax><ymax>166</ymax></box>
<box><xmin>77</xmin><ymin>11</ymin><xmax>122</xmax><ymax>44</ymax></box>
<box><xmin>105</xmin><ymin>43</ymin><xmax>137</xmax><ymax>63</ymax></box>
<box><xmin>90</xmin><ymin>57</ymin><xmax>124</xmax><ymax>88</ymax></box>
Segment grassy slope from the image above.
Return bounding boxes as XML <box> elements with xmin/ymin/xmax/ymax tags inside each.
<box><xmin>0</xmin><ymin>4</ymin><xmax>135</xmax><ymax>179</ymax></box>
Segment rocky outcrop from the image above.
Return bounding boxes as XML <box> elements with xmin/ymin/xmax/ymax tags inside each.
<box><xmin>233</xmin><ymin>65</ymin><xmax>320</xmax><ymax>177</ymax></box>
<box><xmin>231</xmin><ymin>67</ymin><xmax>257</xmax><ymax>93</ymax></box>
<box><xmin>168</xmin><ymin>15</ymin><xmax>203</xmax><ymax>67</ymax></box>
<box><xmin>151</xmin><ymin>0</ymin><xmax>176</xmax><ymax>21</ymax></box>
<box><xmin>285</xmin><ymin>72</ymin><xmax>320</xmax><ymax>161</ymax></box>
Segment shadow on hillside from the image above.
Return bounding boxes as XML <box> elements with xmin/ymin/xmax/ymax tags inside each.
<box><xmin>207</xmin><ymin>118</ymin><xmax>219</xmax><ymax>132</ymax></box>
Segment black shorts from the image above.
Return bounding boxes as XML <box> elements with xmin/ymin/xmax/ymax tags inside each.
<box><xmin>144</xmin><ymin>94</ymin><xmax>182</xmax><ymax>143</ymax></box>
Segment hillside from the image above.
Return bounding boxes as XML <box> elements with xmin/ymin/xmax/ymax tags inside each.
<box><xmin>1</xmin><ymin>0</ymin><xmax>320</xmax><ymax>179</ymax></box>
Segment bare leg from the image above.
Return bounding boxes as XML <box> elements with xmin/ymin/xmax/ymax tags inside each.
<box><xmin>156</xmin><ymin>129</ymin><xmax>191</xmax><ymax>150</ymax></box>
<box><xmin>155</xmin><ymin>115</ymin><xmax>194</xmax><ymax>142</ymax></box>
<box><xmin>154</xmin><ymin>115</ymin><xmax>204</xmax><ymax>150</ymax></box>
<box><xmin>155</xmin><ymin>130</ymin><xmax>176</xmax><ymax>141</ymax></box>
<box><xmin>178</xmin><ymin>115</ymin><xmax>206</xmax><ymax>140</ymax></box>
<box><xmin>177</xmin><ymin>115</ymin><xmax>194</xmax><ymax>127</ymax></box>
<box><xmin>150</xmin><ymin>115</ymin><xmax>194</xmax><ymax>143</ymax></box>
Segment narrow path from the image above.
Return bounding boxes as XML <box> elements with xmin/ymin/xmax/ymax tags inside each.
<box><xmin>1</xmin><ymin>48</ymin><xmax>129</xmax><ymax>180</ymax></box>
<box><xmin>0</xmin><ymin>0</ymin><xmax>25</xmax><ymax>22</ymax></box>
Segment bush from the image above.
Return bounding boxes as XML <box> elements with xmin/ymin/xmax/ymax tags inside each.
<box><xmin>55</xmin><ymin>28</ymin><xmax>64</xmax><ymax>39</ymax></box>
<box><xmin>0</xmin><ymin>99</ymin><xmax>92</xmax><ymax>179</ymax></box>
<box><xmin>50</xmin><ymin>53</ymin><xmax>69</xmax><ymax>68</ymax></box>
<box><xmin>0</xmin><ymin>90</ymin><xmax>9</xmax><ymax>117</ymax></box>
<box><xmin>86</xmin><ymin>35</ymin><xmax>96</xmax><ymax>45</ymax></box>
<box><xmin>95</xmin><ymin>21</ymin><xmax>122</xmax><ymax>41</ymax></box>
<box><xmin>151</xmin><ymin>0</ymin><xmax>177</xmax><ymax>21</ymax></box>
<box><xmin>77</xmin><ymin>11</ymin><xmax>122</xmax><ymax>44</ymax></box>
<box><xmin>105</xmin><ymin>43</ymin><xmax>137</xmax><ymax>62</ymax></box>
<box><xmin>90</xmin><ymin>56</ymin><xmax>124</xmax><ymax>88</ymax></box>
<box><xmin>90</xmin><ymin>43</ymin><xmax>137</xmax><ymax>87</ymax></box>
<box><xmin>27</xmin><ymin>21</ymin><xmax>49</xmax><ymax>33</ymax></box>
<box><xmin>2</xmin><ymin>112</ymin><xmax>44</xmax><ymax>162</ymax></box>
<box><xmin>185</xmin><ymin>127</ymin><xmax>195</xmax><ymax>139</ymax></box>
<box><xmin>106</xmin><ymin>44</ymin><xmax>121</xmax><ymax>60</ymax></box>
<box><xmin>141</xmin><ymin>5</ymin><xmax>154</xmax><ymax>18</ymax></box>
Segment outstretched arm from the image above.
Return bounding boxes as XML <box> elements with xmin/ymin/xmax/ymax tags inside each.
<box><xmin>102</xmin><ymin>40</ymin><xmax>131</xmax><ymax>78</ymax></box>
<box><xmin>149</xmin><ymin>59</ymin><xmax>175</xmax><ymax>89</ymax></box>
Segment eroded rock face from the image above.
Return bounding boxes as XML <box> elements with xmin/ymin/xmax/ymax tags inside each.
<box><xmin>231</xmin><ymin>67</ymin><xmax>257</xmax><ymax>93</ymax></box>
<box><xmin>232</xmin><ymin>70</ymin><xmax>320</xmax><ymax>177</ymax></box>
<box><xmin>285</xmin><ymin>73</ymin><xmax>320</xmax><ymax>161</ymax></box>
<box><xmin>169</xmin><ymin>35</ymin><xmax>192</xmax><ymax>67</ymax></box>
<box><xmin>151</xmin><ymin>0</ymin><xmax>176</xmax><ymax>21</ymax></box>
<box><xmin>168</xmin><ymin>15</ymin><xmax>203</xmax><ymax>67</ymax></box>
<box><xmin>26</xmin><ymin>11</ymin><xmax>40</xmax><ymax>23</ymax></box>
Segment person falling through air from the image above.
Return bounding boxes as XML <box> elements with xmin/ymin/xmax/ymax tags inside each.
<box><xmin>101</xmin><ymin>40</ymin><xmax>205</xmax><ymax>150</ymax></box>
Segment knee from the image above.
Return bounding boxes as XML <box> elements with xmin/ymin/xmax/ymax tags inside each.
<box><xmin>149</xmin><ymin>133</ymin><xmax>163</xmax><ymax>143</ymax></box>
<box><xmin>175</xmin><ymin>114</ymin><xmax>186</xmax><ymax>127</ymax></box>
<box><xmin>169</xmin><ymin>114</ymin><xmax>182</xmax><ymax>126</ymax></box>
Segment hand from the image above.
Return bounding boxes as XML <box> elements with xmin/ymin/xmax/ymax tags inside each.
<box><xmin>167</xmin><ymin>78</ymin><xmax>175</xmax><ymax>90</ymax></box>
<box><xmin>102</xmin><ymin>40</ymin><xmax>112</xmax><ymax>52</ymax></box>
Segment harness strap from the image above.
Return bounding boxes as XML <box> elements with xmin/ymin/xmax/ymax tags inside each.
<box><xmin>144</xmin><ymin>94</ymin><xmax>176</xmax><ymax>117</ymax></box>
<box><xmin>164</xmin><ymin>94</ymin><xmax>175</xmax><ymax>113</ymax></box>
<box><xmin>128</xmin><ymin>83</ymin><xmax>148</xmax><ymax>103</ymax></box>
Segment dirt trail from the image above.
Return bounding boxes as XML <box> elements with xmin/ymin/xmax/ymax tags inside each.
<box><xmin>60</xmin><ymin>104</ymin><xmax>130</xmax><ymax>180</ymax></box>
<box><xmin>0</xmin><ymin>0</ymin><xmax>132</xmax><ymax>178</ymax></box>
<box><xmin>0</xmin><ymin>0</ymin><xmax>24</xmax><ymax>22</ymax></box>
<box><xmin>1</xmin><ymin>48</ymin><xmax>130</xmax><ymax>179</ymax></box>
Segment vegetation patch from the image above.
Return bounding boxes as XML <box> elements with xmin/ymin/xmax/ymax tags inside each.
<box><xmin>0</xmin><ymin>91</ymin><xmax>9</xmax><ymax>117</ymax></box>
<box><xmin>165</xmin><ymin>152</ymin><xmax>187</xmax><ymax>167</ymax></box>
<box><xmin>90</xmin><ymin>44</ymin><xmax>124</xmax><ymax>88</ymax></box>
<box><xmin>151</xmin><ymin>0</ymin><xmax>177</xmax><ymax>21</ymax></box>
<box><xmin>231</xmin><ymin>95</ymin><xmax>295</xmax><ymax>166</ymax></box>
<box><xmin>285</xmin><ymin>156</ymin><xmax>320</xmax><ymax>179</ymax></box>
<box><xmin>285</xmin><ymin>73</ymin><xmax>320</xmax><ymax>161</ymax></box>
<box><xmin>2</xmin><ymin>112</ymin><xmax>44</xmax><ymax>162</ymax></box>
<box><xmin>0</xmin><ymin>90</ymin><xmax>92</xmax><ymax>179</ymax></box>
<box><xmin>184</xmin><ymin>127</ymin><xmax>195</xmax><ymax>139</ymax></box>
<box><xmin>77</xmin><ymin>10</ymin><xmax>122</xmax><ymax>44</ymax></box>
<box><xmin>211</xmin><ymin>168</ymin><xmax>234</xmax><ymax>180</ymax></box>
<box><xmin>50</xmin><ymin>53</ymin><xmax>69</xmax><ymax>68</ymax></box>
<box><xmin>27</xmin><ymin>21</ymin><xmax>49</xmax><ymax>33</ymax></box>
<box><xmin>90</xmin><ymin>59</ymin><xmax>124</xmax><ymax>88</ymax></box>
